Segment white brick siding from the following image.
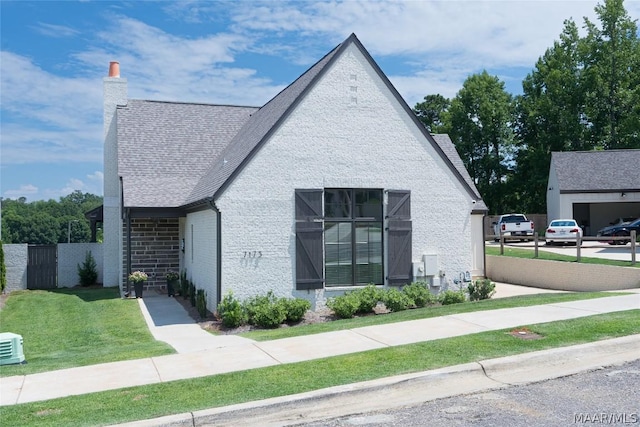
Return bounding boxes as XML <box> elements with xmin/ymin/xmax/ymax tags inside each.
<box><xmin>216</xmin><ymin>44</ymin><xmax>475</xmax><ymax>305</ymax></box>
<box><xmin>184</xmin><ymin>210</ymin><xmax>218</xmax><ymax>310</ymax></box>
<box><xmin>103</xmin><ymin>77</ymin><xmax>127</xmax><ymax>289</ymax></box>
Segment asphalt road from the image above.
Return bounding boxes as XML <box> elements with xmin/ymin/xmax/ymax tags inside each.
<box><xmin>294</xmin><ymin>359</ymin><xmax>640</xmax><ymax>427</ymax></box>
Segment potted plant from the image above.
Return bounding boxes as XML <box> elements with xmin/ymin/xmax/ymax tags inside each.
<box><xmin>166</xmin><ymin>271</ymin><xmax>179</xmax><ymax>297</ymax></box>
<box><xmin>128</xmin><ymin>271</ymin><xmax>148</xmax><ymax>298</ymax></box>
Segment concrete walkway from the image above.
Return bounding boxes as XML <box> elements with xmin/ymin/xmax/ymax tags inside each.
<box><xmin>138</xmin><ymin>295</ymin><xmax>253</xmax><ymax>353</ymax></box>
<box><xmin>1</xmin><ymin>286</ymin><xmax>638</xmax><ymax>407</ymax></box>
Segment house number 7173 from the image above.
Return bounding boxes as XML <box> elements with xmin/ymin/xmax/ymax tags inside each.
<box><xmin>243</xmin><ymin>251</ymin><xmax>262</xmax><ymax>258</ymax></box>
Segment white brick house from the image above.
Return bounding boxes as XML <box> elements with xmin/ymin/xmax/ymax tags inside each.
<box><xmin>103</xmin><ymin>34</ymin><xmax>488</xmax><ymax>310</ymax></box>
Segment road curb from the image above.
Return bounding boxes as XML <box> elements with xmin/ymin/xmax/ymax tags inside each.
<box><xmin>113</xmin><ymin>334</ymin><xmax>640</xmax><ymax>427</ymax></box>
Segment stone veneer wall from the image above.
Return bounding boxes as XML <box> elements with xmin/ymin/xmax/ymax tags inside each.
<box><xmin>122</xmin><ymin>218</ymin><xmax>180</xmax><ymax>291</ymax></box>
<box><xmin>3</xmin><ymin>244</ymin><xmax>28</xmax><ymax>293</ymax></box>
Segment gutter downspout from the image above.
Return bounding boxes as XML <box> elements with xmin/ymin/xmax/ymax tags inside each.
<box><xmin>482</xmin><ymin>213</ymin><xmax>487</xmax><ymax>278</ymax></box>
<box><xmin>208</xmin><ymin>198</ymin><xmax>222</xmax><ymax>307</ymax></box>
<box><xmin>126</xmin><ymin>208</ymin><xmax>132</xmax><ymax>297</ymax></box>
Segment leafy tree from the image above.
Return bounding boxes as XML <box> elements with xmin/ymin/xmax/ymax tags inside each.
<box><xmin>508</xmin><ymin>0</ymin><xmax>639</xmax><ymax>212</ymax></box>
<box><xmin>77</xmin><ymin>250</ymin><xmax>98</xmax><ymax>287</ymax></box>
<box><xmin>0</xmin><ymin>192</ymin><xmax>102</xmax><ymax>244</ymax></box>
<box><xmin>413</xmin><ymin>94</ymin><xmax>451</xmax><ymax>134</ymax></box>
<box><xmin>581</xmin><ymin>0</ymin><xmax>640</xmax><ymax>149</ymax></box>
<box><xmin>512</xmin><ymin>19</ymin><xmax>586</xmax><ymax>213</ymax></box>
<box><xmin>448</xmin><ymin>71</ymin><xmax>515</xmax><ymax>214</ymax></box>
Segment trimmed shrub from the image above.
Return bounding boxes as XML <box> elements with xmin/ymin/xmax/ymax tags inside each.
<box><xmin>217</xmin><ymin>292</ymin><xmax>247</xmax><ymax>328</ymax></box>
<box><xmin>327</xmin><ymin>293</ymin><xmax>360</xmax><ymax>319</ymax></box>
<box><xmin>467</xmin><ymin>279</ymin><xmax>496</xmax><ymax>301</ymax></box>
<box><xmin>381</xmin><ymin>288</ymin><xmax>412</xmax><ymax>312</ymax></box>
<box><xmin>243</xmin><ymin>291</ymin><xmax>290</xmax><ymax>328</ymax></box>
<box><xmin>196</xmin><ymin>289</ymin><xmax>207</xmax><ymax>319</ymax></box>
<box><xmin>244</xmin><ymin>291</ymin><xmax>277</xmax><ymax>325</ymax></box>
<box><xmin>189</xmin><ymin>281</ymin><xmax>196</xmax><ymax>307</ymax></box>
<box><xmin>402</xmin><ymin>282</ymin><xmax>436</xmax><ymax>307</ymax></box>
<box><xmin>352</xmin><ymin>284</ymin><xmax>382</xmax><ymax>314</ymax></box>
<box><xmin>77</xmin><ymin>250</ymin><xmax>98</xmax><ymax>287</ymax></box>
<box><xmin>281</xmin><ymin>298</ymin><xmax>311</xmax><ymax>323</ymax></box>
<box><xmin>439</xmin><ymin>289</ymin><xmax>467</xmax><ymax>305</ymax></box>
<box><xmin>180</xmin><ymin>270</ymin><xmax>189</xmax><ymax>299</ymax></box>
<box><xmin>251</xmin><ymin>301</ymin><xmax>287</xmax><ymax>329</ymax></box>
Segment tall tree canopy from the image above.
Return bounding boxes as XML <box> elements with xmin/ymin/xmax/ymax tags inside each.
<box><xmin>513</xmin><ymin>19</ymin><xmax>587</xmax><ymax>213</ymax></box>
<box><xmin>413</xmin><ymin>0</ymin><xmax>639</xmax><ymax>214</ymax></box>
<box><xmin>582</xmin><ymin>0</ymin><xmax>640</xmax><ymax>149</ymax></box>
<box><xmin>447</xmin><ymin>71</ymin><xmax>515</xmax><ymax>215</ymax></box>
<box><xmin>413</xmin><ymin>94</ymin><xmax>450</xmax><ymax>134</ymax></box>
<box><xmin>1</xmin><ymin>191</ymin><xmax>102</xmax><ymax>244</ymax></box>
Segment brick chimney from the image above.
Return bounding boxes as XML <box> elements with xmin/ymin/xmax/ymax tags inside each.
<box><xmin>108</xmin><ymin>61</ymin><xmax>120</xmax><ymax>78</ymax></box>
<box><xmin>103</xmin><ymin>61</ymin><xmax>127</xmax><ymax>290</ymax></box>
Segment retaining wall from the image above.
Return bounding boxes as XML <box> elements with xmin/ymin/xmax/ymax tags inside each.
<box><xmin>486</xmin><ymin>255</ymin><xmax>640</xmax><ymax>291</ymax></box>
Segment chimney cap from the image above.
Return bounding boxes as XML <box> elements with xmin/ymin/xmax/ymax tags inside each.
<box><xmin>108</xmin><ymin>61</ymin><xmax>120</xmax><ymax>78</ymax></box>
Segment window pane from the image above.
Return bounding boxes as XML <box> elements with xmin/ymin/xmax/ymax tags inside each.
<box><xmin>325</xmin><ymin>222</ymin><xmax>352</xmax><ymax>286</ymax></box>
<box><xmin>355</xmin><ymin>222</ymin><xmax>383</xmax><ymax>285</ymax></box>
<box><xmin>325</xmin><ymin>189</ymin><xmax>351</xmax><ymax>218</ymax></box>
<box><xmin>355</xmin><ymin>189</ymin><xmax>382</xmax><ymax>220</ymax></box>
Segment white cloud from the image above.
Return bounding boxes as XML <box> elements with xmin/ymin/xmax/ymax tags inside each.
<box><xmin>72</xmin><ymin>16</ymin><xmax>284</xmax><ymax>105</ymax></box>
<box><xmin>32</xmin><ymin>22</ymin><xmax>80</xmax><ymax>38</ymax></box>
<box><xmin>3</xmin><ymin>184</ymin><xmax>39</xmax><ymax>199</ymax></box>
<box><xmin>3</xmin><ymin>0</ymin><xmax>639</xmax><ymax>201</ymax></box>
<box><xmin>222</xmin><ymin>0</ymin><xmax>626</xmax><ymax>102</ymax></box>
<box><xmin>59</xmin><ymin>172</ymin><xmax>104</xmax><ymax>197</ymax></box>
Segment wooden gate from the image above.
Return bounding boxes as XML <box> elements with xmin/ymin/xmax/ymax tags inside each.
<box><xmin>27</xmin><ymin>245</ymin><xmax>57</xmax><ymax>289</ymax></box>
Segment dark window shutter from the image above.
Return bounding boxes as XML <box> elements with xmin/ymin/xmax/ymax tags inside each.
<box><xmin>387</xmin><ymin>190</ymin><xmax>412</xmax><ymax>286</ymax></box>
<box><xmin>295</xmin><ymin>189</ymin><xmax>324</xmax><ymax>290</ymax></box>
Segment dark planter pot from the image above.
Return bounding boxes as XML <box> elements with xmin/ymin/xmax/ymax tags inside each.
<box><xmin>134</xmin><ymin>282</ymin><xmax>144</xmax><ymax>298</ymax></box>
<box><xmin>167</xmin><ymin>279</ymin><xmax>178</xmax><ymax>297</ymax></box>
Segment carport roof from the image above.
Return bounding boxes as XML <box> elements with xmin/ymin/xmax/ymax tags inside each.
<box><xmin>551</xmin><ymin>150</ymin><xmax>640</xmax><ymax>193</ymax></box>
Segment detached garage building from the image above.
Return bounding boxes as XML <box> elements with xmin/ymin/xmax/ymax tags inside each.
<box><xmin>547</xmin><ymin>150</ymin><xmax>640</xmax><ymax>235</ymax></box>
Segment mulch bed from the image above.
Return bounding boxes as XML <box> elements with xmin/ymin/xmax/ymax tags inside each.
<box><xmin>165</xmin><ymin>290</ymin><xmax>337</xmax><ymax>335</ymax></box>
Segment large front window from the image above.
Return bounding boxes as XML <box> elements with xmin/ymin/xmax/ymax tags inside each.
<box><xmin>324</xmin><ymin>189</ymin><xmax>383</xmax><ymax>286</ymax></box>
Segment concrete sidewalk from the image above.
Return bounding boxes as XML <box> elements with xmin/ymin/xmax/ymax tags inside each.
<box><xmin>1</xmin><ymin>289</ymin><xmax>638</xmax><ymax>407</ymax></box>
<box><xmin>114</xmin><ymin>334</ymin><xmax>640</xmax><ymax>427</ymax></box>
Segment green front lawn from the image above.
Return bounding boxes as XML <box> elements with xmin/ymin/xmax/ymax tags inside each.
<box><xmin>0</xmin><ymin>288</ymin><xmax>174</xmax><ymax>377</ymax></box>
<box><xmin>2</xmin><ymin>310</ymin><xmax>638</xmax><ymax>427</ymax></box>
<box><xmin>0</xmin><ymin>288</ymin><xmax>625</xmax><ymax>375</ymax></box>
<box><xmin>486</xmin><ymin>245</ymin><xmax>640</xmax><ymax>268</ymax></box>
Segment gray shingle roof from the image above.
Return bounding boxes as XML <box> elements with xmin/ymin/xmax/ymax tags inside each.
<box><xmin>432</xmin><ymin>134</ymin><xmax>488</xmax><ymax>211</ymax></box>
<box><xmin>551</xmin><ymin>150</ymin><xmax>640</xmax><ymax>193</ymax></box>
<box><xmin>185</xmin><ymin>38</ymin><xmax>342</xmax><ymax>205</ymax></box>
<box><xmin>117</xmin><ymin>33</ymin><xmax>488</xmax><ymax>212</ymax></box>
<box><xmin>117</xmin><ymin>100</ymin><xmax>258</xmax><ymax>207</ymax></box>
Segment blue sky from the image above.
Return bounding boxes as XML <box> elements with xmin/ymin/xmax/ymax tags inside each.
<box><xmin>2</xmin><ymin>0</ymin><xmax>639</xmax><ymax>202</ymax></box>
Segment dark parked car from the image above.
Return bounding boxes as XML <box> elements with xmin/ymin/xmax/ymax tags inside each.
<box><xmin>597</xmin><ymin>218</ymin><xmax>640</xmax><ymax>245</ymax></box>
<box><xmin>607</xmin><ymin>217</ymin><xmax>636</xmax><ymax>227</ymax></box>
